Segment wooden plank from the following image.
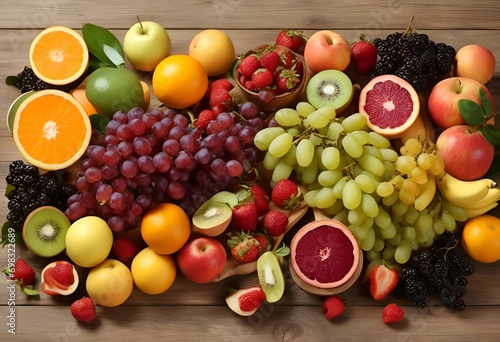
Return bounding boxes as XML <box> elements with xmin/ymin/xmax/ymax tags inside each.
<box><xmin>1</xmin><ymin>1</ymin><xmax>499</xmax><ymax>30</ymax></box>
<box><xmin>1</xmin><ymin>305</ymin><xmax>499</xmax><ymax>341</ymax></box>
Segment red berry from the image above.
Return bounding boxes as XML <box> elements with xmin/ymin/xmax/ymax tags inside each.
<box><xmin>271</xmin><ymin>179</ymin><xmax>302</xmax><ymax>209</ymax></box>
<box><xmin>238</xmin><ymin>55</ymin><xmax>261</xmax><ymax>78</ymax></box>
<box><xmin>322</xmin><ymin>295</ymin><xmax>345</xmax><ymax>320</ymax></box>
<box><xmin>262</xmin><ymin>210</ymin><xmax>288</xmax><ymax>237</ymax></box>
<box><xmin>8</xmin><ymin>259</ymin><xmax>36</xmax><ymax>287</ymax></box>
<box><xmin>252</xmin><ymin>69</ymin><xmax>274</xmax><ymax>90</ymax></box>
<box><xmin>382</xmin><ymin>303</ymin><xmax>404</xmax><ymax>324</ymax></box>
<box><xmin>210</xmin><ymin>78</ymin><xmax>234</xmax><ymax>91</ymax></box>
<box><xmin>275</xmin><ymin>29</ymin><xmax>306</xmax><ymax>53</ymax></box>
<box><xmin>351</xmin><ymin>34</ymin><xmax>378</xmax><ymax>75</ymax></box>
<box><xmin>71</xmin><ymin>297</ymin><xmax>96</xmax><ymax>323</ymax></box>
<box><xmin>112</xmin><ymin>237</ymin><xmax>138</xmax><ymax>262</ymax></box>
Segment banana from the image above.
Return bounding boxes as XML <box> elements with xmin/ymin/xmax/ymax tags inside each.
<box><xmin>459</xmin><ymin>186</ymin><xmax>500</xmax><ymax>210</ymax></box>
<box><xmin>435</xmin><ymin>172</ymin><xmax>497</xmax><ymax>207</ymax></box>
<box><xmin>466</xmin><ymin>201</ymin><xmax>500</xmax><ymax>219</ymax></box>
<box><xmin>414</xmin><ymin>174</ymin><xmax>436</xmax><ymax>211</ymax></box>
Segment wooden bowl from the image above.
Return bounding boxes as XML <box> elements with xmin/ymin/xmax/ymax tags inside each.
<box><xmin>234</xmin><ymin>49</ymin><xmax>306</xmax><ymax>113</ymax></box>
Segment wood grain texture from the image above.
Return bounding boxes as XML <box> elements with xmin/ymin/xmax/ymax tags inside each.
<box><xmin>1</xmin><ymin>1</ymin><xmax>500</xmax><ymax>340</ymax></box>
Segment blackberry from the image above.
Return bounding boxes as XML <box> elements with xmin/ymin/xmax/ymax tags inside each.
<box><xmin>14</xmin><ymin>66</ymin><xmax>49</xmax><ymax>93</ymax></box>
<box><xmin>440</xmin><ymin>287</ymin><xmax>457</xmax><ymax>306</ymax></box>
<box><xmin>370</xmin><ymin>25</ymin><xmax>455</xmax><ymax>91</ymax></box>
<box><xmin>448</xmin><ymin>298</ymin><xmax>466</xmax><ymax>311</ymax></box>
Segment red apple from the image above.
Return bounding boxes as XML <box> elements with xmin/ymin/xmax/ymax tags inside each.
<box><xmin>176</xmin><ymin>237</ymin><xmax>226</xmax><ymax>284</ymax></box>
<box><xmin>436</xmin><ymin>125</ymin><xmax>494</xmax><ymax>181</ymax></box>
<box><xmin>427</xmin><ymin>77</ymin><xmax>495</xmax><ymax>130</ymax></box>
<box><xmin>303</xmin><ymin>30</ymin><xmax>351</xmax><ymax>74</ymax></box>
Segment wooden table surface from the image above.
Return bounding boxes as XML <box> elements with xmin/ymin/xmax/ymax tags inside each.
<box><xmin>1</xmin><ymin>1</ymin><xmax>500</xmax><ymax>340</ymax></box>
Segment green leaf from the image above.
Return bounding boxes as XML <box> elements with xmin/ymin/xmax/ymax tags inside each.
<box><xmin>481</xmin><ymin>124</ymin><xmax>500</xmax><ymax>146</ymax></box>
<box><xmin>5</xmin><ymin>75</ymin><xmax>21</xmax><ymax>88</ymax></box>
<box><xmin>1</xmin><ymin>221</ymin><xmax>19</xmax><ymax>247</ymax></box>
<box><xmin>82</xmin><ymin>23</ymin><xmax>125</xmax><ymax>68</ymax></box>
<box><xmin>5</xmin><ymin>184</ymin><xmax>15</xmax><ymax>196</ymax></box>
<box><xmin>89</xmin><ymin>114</ymin><xmax>110</xmax><ymax>135</ymax></box>
<box><xmin>20</xmin><ymin>284</ymin><xmax>40</xmax><ymax>297</ymax></box>
<box><xmin>479</xmin><ymin>88</ymin><xmax>494</xmax><ymax>119</ymax></box>
<box><xmin>458</xmin><ymin>99</ymin><xmax>484</xmax><ymax>126</ymax></box>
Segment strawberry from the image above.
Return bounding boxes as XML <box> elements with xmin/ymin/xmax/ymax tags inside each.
<box><xmin>249</xmin><ymin>184</ymin><xmax>270</xmax><ymax>217</ymax></box>
<box><xmin>4</xmin><ymin>258</ymin><xmax>36</xmax><ymax>287</ymax></box>
<box><xmin>260</xmin><ymin>51</ymin><xmax>281</xmax><ymax>72</ymax></box>
<box><xmin>369</xmin><ymin>263</ymin><xmax>399</xmax><ymax>300</ymax></box>
<box><xmin>251</xmin><ymin>232</ymin><xmax>272</xmax><ymax>254</ymax></box>
<box><xmin>271</xmin><ymin>179</ymin><xmax>302</xmax><ymax>210</ymax></box>
<box><xmin>112</xmin><ymin>236</ymin><xmax>138</xmax><ymax>262</ymax></box>
<box><xmin>227</xmin><ymin>231</ymin><xmax>261</xmax><ymax>263</ymax></box>
<box><xmin>43</xmin><ymin>261</ymin><xmax>75</xmax><ymax>290</ymax></box>
<box><xmin>70</xmin><ymin>297</ymin><xmax>96</xmax><ymax>323</ymax></box>
<box><xmin>274</xmin><ymin>67</ymin><xmax>300</xmax><ymax>94</ymax></box>
<box><xmin>210</xmin><ymin>78</ymin><xmax>234</xmax><ymax>91</ymax></box>
<box><xmin>238</xmin><ymin>55</ymin><xmax>261</xmax><ymax>78</ymax></box>
<box><xmin>225</xmin><ymin>286</ymin><xmax>266</xmax><ymax>316</ymax></box>
<box><xmin>252</xmin><ymin>68</ymin><xmax>274</xmax><ymax>90</ymax></box>
<box><xmin>275</xmin><ymin>46</ymin><xmax>297</xmax><ymax>69</ymax></box>
<box><xmin>231</xmin><ymin>201</ymin><xmax>259</xmax><ymax>231</ymax></box>
<box><xmin>275</xmin><ymin>29</ymin><xmax>307</xmax><ymax>53</ymax></box>
<box><xmin>322</xmin><ymin>295</ymin><xmax>345</xmax><ymax>320</ymax></box>
<box><xmin>351</xmin><ymin>34</ymin><xmax>378</xmax><ymax>75</ymax></box>
<box><xmin>262</xmin><ymin>210</ymin><xmax>288</xmax><ymax>237</ymax></box>
<box><xmin>209</xmin><ymin>87</ymin><xmax>233</xmax><ymax>112</ymax></box>
<box><xmin>195</xmin><ymin>109</ymin><xmax>218</xmax><ymax>131</ymax></box>
<box><xmin>382</xmin><ymin>303</ymin><xmax>404</xmax><ymax>324</ymax></box>
<box><xmin>238</xmin><ymin>287</ymin><xmax>266</xmax><ymax>311</ymax></box>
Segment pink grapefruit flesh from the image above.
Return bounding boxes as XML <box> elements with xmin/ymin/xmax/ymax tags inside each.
<box><xmin>290</xmin><ymin>220</ymin><xmax>360</xmax><ymax>289</ymax></box>
<box><xmin>359</xmin><ymin>74</ymin><xmax>420</xmax><ymax>139</ymax></box>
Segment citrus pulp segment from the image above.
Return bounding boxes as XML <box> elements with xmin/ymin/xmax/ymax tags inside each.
<box><xmin>358</xmin><ymin>74</ymin><xmax>420</xmax><ymax>139</ymax></box>
<box><xmin>12</xmin><ymin>89</ymin><xmax>92</xmax><ymax>171</ymax></box>
<box><xmin>291</xmin><ymin>219</ymin><xmax>360</xmax><ymax>289</ymax></box>
<box><xmin>29</xmin><ymin>26</ymin><xmax>89</xmax><ymax>85</ymax></box>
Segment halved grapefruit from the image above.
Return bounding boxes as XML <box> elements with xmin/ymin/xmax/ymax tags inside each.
<box><xmin>359</xmin><ymin>74</ymin><xmax>420</xmax><ymax>139</ymax></box>
<box><xmin>290</xmin><ymin>216</ymin><xmax>361</xmax><ymax>290</ymax></box>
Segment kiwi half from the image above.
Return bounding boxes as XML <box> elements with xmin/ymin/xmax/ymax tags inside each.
<box><xmin>257</xmin><ymin>251</ymin><xmax>285</xmax><ymax>303</ymax></box>
<box><xmin>210</xmin><ymin>191</ymin><xmax>238</xmax><ymax>208</ymax></box>
<box><xmin>192</xmin><ymin>198</ymin><xmax>232</xmax><ymax>237</ymax></box>
<box><xmin>306</xmin><ymin>70</ymin><xmax>354</xmax><ymax>111</ymax></box>
<box><xmin>22</xmin><ymin>206</ymin><xmax>71</xmax><ymax>257</ymax></box>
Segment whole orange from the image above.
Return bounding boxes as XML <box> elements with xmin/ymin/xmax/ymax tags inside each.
<box><xmin>140</xmin><ymin>203</ymin><xmax>191</xmax><ymax>255</ymax></box>
<box><xmin>152</xmin><ymin>54</ymin><xmax>208</xmax><ymax>109</ymax></box>
<box><xmin>461</xmin><ymin>214</ymin><xmax>500</xmax><ymax>263</ymax></box>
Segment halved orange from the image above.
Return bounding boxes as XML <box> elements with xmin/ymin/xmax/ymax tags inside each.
<box><xmin>13</xmin><ymin>89</ymin><xmax>92</xmax><ymax>171</ymax></box>
<box><xmin>29</xmin><ymin>26</ymin><xmax>89</xmax><ymax>86</ymax></box>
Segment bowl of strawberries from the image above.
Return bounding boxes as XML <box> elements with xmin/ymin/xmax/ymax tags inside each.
<box><xmin>234</xmin><ymin>44</ymin><xmax>306</xmax><ymax>112</ymax></box>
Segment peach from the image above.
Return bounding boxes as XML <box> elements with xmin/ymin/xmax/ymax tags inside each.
<box><xmin>455</xmin><ymin>44</ymin><xmax>496</xmax><ymax>84</ymax></box>
<box><xmin>304</xmin><ymin>30</ymin><xmax>351</xmax><ymax>74</ymax></box>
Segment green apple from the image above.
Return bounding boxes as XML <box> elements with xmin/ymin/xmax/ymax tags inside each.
<box><xmin>86</xmin><ymin>259</ymin><xmax>134</xmax><ymax>307</ymax></box>
<box><xmin>124</xmin><ymin>19</ymin><xmax>171</xmax><ymax>72</ymax></box>
<box><xmin>65</xmin><ymin>216</ymin><xmax>113</xmax><ymax>268</ymax></box>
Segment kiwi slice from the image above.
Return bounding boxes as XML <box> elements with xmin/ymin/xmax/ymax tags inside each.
<box><xmin>22</xmin><ymin>206</ymin><xmax>71</xmax><ymax>257</ymax></box>
<box><xmin>257</xmin><ymin>251</ymin><xmax>285</xmax><ymax>303</ymax></box>
<box><xmin>192</xmin><ymin>198</ymin><xmax>232</xmax><ymax>237</ymax></box>
<box><xmin>306</xmin><ymin>70</ymin><xmax>353</xmax><ymax>111</ymax></box>
<box><xmin>210</xmin><ymin>191</ymin><xmax>238</xmax><ymax>208</ymax></box>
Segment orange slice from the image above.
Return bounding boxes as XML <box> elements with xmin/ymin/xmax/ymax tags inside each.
<box><xmin>13</xmin><ymin>89</ymin><xmax>92</xmax><ymax>171</ymax></box>
<box><xmin>29</xmin><ymin>26</ymin><xmax>89</xmax><ymax>85</ymax></box>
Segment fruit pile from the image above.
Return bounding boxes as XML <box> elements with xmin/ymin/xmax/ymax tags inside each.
<box><xmin>3</xmin><ymin>17</ymin><xmax>500</xmax><ymax>326</ymax></box>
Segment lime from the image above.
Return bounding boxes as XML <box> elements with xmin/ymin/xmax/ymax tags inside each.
<box><xmin>7</xmin><ymin>91</ymin><xmax>37</xmax><ymax>134</ymax></box>
<box><xmin>85</xmin><ymin>67</ymin><xmax>144</xmax><ymax>117</ymax></box>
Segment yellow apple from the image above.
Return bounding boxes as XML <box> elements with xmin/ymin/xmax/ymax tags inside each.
<box><xmin>86</xmin><ymin>259</ymin><xmax>134</xmax><ymax>307</ymax></box>
<box><xmin>65</xmin><ymin>216</ymin><xmax>113</xmax><ymax>268</ymax></box>
<box><xmin>124</xmin><ymin>19</ymin><xmax>171</xmax><ymax>72</ymax></box>
<box><xmin>189</xmin><ymin>29</ymin><xmax>235</xmax><ymax>77</ymax></box>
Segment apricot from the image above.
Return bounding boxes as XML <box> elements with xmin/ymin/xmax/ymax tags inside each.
<box><xmin>455</xmin><ymin>44</ymin><xmax>496</xmax><ymax>84</ymax></box>
<box><xmin>304</xmin><ymin>30</ymin><xmax>351</xmax><ymax>74</ymax></box>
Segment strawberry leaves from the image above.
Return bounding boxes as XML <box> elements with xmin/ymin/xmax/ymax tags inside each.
<box><xmin>459</xmin><ymin>87</ymin><xmax>500</xmax><ymax>146</ymax></box>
